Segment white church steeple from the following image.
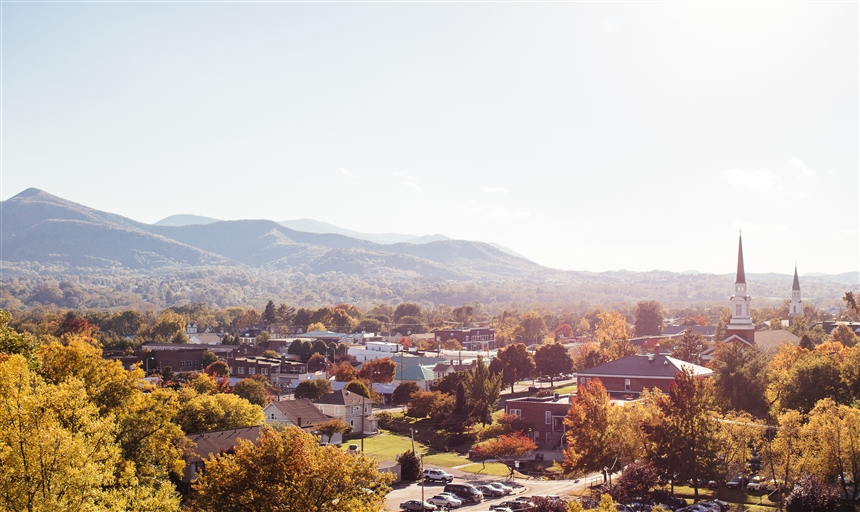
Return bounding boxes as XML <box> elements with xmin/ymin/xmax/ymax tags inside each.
<box><xmin>788</xmin><ymin>264</ymin><xmax>803</xmax><ymax>318</ymax></box>
<box><xmin>726</xmin><ymin>234</ymin><xmax>755</xmax><ymax>344</ymax></box>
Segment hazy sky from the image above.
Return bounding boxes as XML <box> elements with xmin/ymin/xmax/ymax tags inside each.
<box><xmin>2</xmin><ymin>2</ymin><xmax>858</xmax><ymax>275</ymax></box>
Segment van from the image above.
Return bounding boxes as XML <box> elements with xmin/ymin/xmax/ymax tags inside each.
<box><xmin>443</xmin><ymin>483</ymin><xmax>483</xmax><ymax>504</ymax></box>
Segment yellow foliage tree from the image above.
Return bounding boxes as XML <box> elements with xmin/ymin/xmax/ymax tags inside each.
<box><xmin>188</xmin><ymin>426</ymin><xmax>393</xmax><ymax>511</ymax></box>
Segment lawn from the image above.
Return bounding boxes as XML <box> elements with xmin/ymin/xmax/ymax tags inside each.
<box><xmin>343</xmin><ymin>430</ymin><xmax>472</xmax><ymax>468</ymax></box>
<box><xmin>458</xmin><ymin>462</ymin><xmax>525</xmax><ymax>478</ymax></box>
<box><xmin>671</xmin><ymin>485</ymin><xmax>780</xmax><ymax>508</ymax></box>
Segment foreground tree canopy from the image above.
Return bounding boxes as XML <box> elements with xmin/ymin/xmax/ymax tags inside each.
<box><xmin>188</xmin><ymin>426</ymin><xmax>393</xmax><ymax>512</ymax></box>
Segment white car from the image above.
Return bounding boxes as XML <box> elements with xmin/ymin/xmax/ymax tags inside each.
<box><xmin>423</xmin><ymin>468</ymin><xmax>455</xmax><ymax>483</ymax></box>
<box><xmin>747</xmin><ymin>475</ymin><xmax>764</xmax><ymax>491</ymax></box>
<box><xmin>486</xmin><ymin>482</ymin><xmax>513</xmax><ymax>494</ymax></box>
<box><xmin>427</xmin><ymin>494</ymin><xmax>462</xmax><ymax>509</ymax></box>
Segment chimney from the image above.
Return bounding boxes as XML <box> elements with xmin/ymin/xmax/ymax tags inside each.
<box><xmin>298</xmin><ymin>417</ymin><xmax>302</xmax><ymax>427</ymax></box>
<box><xmin>553</xmin><ymin>393</ymin><xmax>559</xmax><ymax>402</ymax></box>
<box><xmin>653</xmin><ymin>343</ymin><xmax>660</xmax><ymax>358</ymax></box>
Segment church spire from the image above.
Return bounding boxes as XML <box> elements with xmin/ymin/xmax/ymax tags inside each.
<box><xmin>792</xmin><ymin>264</ymin><xmax>800</xmax><ymax>291</ymax></box>
<box><xmin>736</xmin><ymin>234</ymin><xmax>746</xmax><ymax>284</ymax></box>
<box><xmin>789</xmin><ymin>263</ymin><xmax>803</xmax><ymax>318</ymax></box>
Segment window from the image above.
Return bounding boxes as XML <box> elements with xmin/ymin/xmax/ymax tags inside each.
<box><xmin>534</xmin><ymin>431</ymin><xmax>540</xmax><ymax>440</ymax></box>
<box><xmin>238</xmin><ymin>367</ymin><xmax>245</xmax><ymax>375</ymax></box>
<box><xmin>625</xmin><ymin>379</ymin><xmax>631</xmax><ymax>391</ymax></box>
<box><xmin>261</xmin><ymin>367</ymin><xmax>268</xmax><ymax>375</ymax></box>
<box><xmin>354</xmin><ymin>406</ymin><xmax>360</xmax><ymax>414</ymax></box>
<box><xmin>509</xmin><ymin>409</ymin><xmax>521</xmax><ymax>417</ymax></box>
<box><xmin>545</xmin><ymin>411</ymin><xmax>551</xmax><ymax>424</ymax></box>
<box><xmin>736</xmin><ymin>305</ymin><xmax>742</xmax><ymax>316</ymax></box>
<box><xmin>350</xmin><ymin>419</ymin><xmax>354</xmax><ymax>427</ymax></box>
<box><xmin>249</xmin><ymin>367</ymin><xmax>256</xmax><ymax>375</ymax></box>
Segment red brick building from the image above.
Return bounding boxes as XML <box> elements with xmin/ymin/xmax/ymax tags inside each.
<box><xmin>576</xmin><ymin>353</ymin><xmax>714</xmax><ymax>398</ymax></box>
<box><xmin>433</xmin><ymin>328</ymin><xmax>495</xmax><ymax>351</ymax></box>
<box><xmin>504</xmin><ymin>393</ymin><xmax>573</xmax><ymax>449</ymax></box>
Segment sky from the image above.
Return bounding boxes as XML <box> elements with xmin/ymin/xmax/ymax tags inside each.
<box><xmin>2</xmin><ymin>2</ymin><xmax>858</xmax><ymax>275</ymax></box>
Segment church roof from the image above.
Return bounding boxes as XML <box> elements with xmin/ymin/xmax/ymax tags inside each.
<box><xmin>577</xmin><ymin>354</ymin><xmax>714</xmax><ymax>379</ymax></box>
<box><xmin>736</xmin><ymin>235</ymin><xmax>746</xmax><ymax>284</ymax></box>
<box><xmin>792</xmin><ymin>265</ymin><xmax>800</xmax><ymax>291</ymax></box>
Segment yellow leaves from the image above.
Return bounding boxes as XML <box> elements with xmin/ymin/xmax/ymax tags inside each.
<box><xmin>176</xmin><ymin>388</ymin><xmax>264</xmax><ymax>434</ymax></box>
<box><xmin>189</xmin><ymin>426</ymin><xmax>394</xmax><ymax>512</ymax></box>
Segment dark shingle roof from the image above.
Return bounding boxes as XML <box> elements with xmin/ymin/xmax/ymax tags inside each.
<box><xmin>577</xmin><ymin>354</ymin><xmax>713</xmax><ymax>379</ymax></box>
<box><xmin>315</xmin><ymin>388</ymin><xmax>364</xmax><ymax>406</ymax></box>
<box><xmin>267</xmin><ymin>398</ymin><xmax>331</xmax><ymax>426</ymax></box>
<box><xmin>185</xmin><ymin>426</ymin><xmax>262</xmax><ymax>464</ymax></box>
<box><xmin>662</xmin><ymin>325</ymin><xmax>716</xmax><ymax>336</ymax></box>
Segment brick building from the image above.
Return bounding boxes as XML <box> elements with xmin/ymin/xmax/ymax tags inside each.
<box><xmin>433</xmin><ymin>327</ymin><xmax>495</xmax><ymax>351</ymax></box>
<box><xmin>576</xmin><ymin>353</ymin><xmax>713</xmax><ymax>398</ymax></box>
<box><xmin>504</xmin><ymin>393</ymin><xmax>573</xmax><ymax>449</ymax></box>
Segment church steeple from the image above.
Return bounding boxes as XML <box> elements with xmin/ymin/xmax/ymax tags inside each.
<box><xmin>736</xmin><ymin>235</ymin><xmax>746</xmax><ymax>284</ymax></box>
<box><xmin>789</xmin><ymin>264</ymin><xmax>803</xmax><ymax>318</ymax></box>
<box><xmin>727</xmin><ymin>233</ymin><xmax>755</xmax><ymax>344</ymax></box>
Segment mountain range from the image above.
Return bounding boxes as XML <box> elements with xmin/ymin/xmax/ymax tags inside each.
<box><xmin>1</xmin><ymin>188</ymin><xmax>540</xmax><ymax>280</ymax></box>
<box><xmin>155</xmin><ymin>214</ymin><xmax>526</xmax><ymax>259</ymax></box>
<box><xmin>1</xmin><ymin>188</ymin><xmax>856</xmax><ymax>311</ymax></box>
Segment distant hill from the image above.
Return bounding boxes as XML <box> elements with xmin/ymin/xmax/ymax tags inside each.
<box><xmin>2</xmin><ymin>188</ymin><xmax>542</xmax><ymax>279</ymax></box>
<box><xmin>154</xmin><ymin>214</ymin><xmax>220</xmax><ymax>226</ymax></box>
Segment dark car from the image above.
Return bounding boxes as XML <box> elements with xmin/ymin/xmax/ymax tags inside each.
<box><xmin>476</xmin><ymin>484</ymin><xmax>504</xmax><ymax>498</ymax></box>
<box><xmin>443</xmin><ymin>483</ymin><xmax>483</xmax><ymax>504</ymax></box>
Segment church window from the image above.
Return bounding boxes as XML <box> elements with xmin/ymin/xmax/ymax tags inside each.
<box><xmin>736</xmin><ymin>305</ymin><xmax>742</xmax><ymax>316</ymax></box>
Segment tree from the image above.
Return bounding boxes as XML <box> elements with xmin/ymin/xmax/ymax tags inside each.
<box><xmin>644</xmin><ymin>368</ymin><xmax>720</xmax><ymax>500</ymax></box>
<box><xmin>263</xmin><ymin>300</ymin><xmax>277</xmax><ymax>325</ymax></box>
<box><xmin>397</xmin><ymin>450</ymin><xmax>422</xmax><ymax>481</ymax></box>
<box><xmin>613</xmin><ymin>462</ymin><xmax>661</xmax><ymax>504</ymax></box>
<box><xmin>715</xmin><ymin>410</ymin><xmax>763</xmax><ymax>485</ymax></box>
<box><xmin>554</xmin><ymin>323</ymin><xmax>573</xmax><ymax>339</ymax></box>
<box><xmin>394</xmin><ymin>302</ymin><xmax>423</xmax><ymax>322</ymax></box>
<box><xmin>634</xmin><ymin>301</ymin><xmax>663</xmax><ymax>336</ymax></box>
<box><xmin>393</xmin><ymin>381</ymin><xmax>420</xmax><ymax>405</ymax></box>
<box><xmin>762</xmin><ymin>409</ymin><xmax>805</xmax><ymax>491</ymax></box>
<box><xmin>275</xmin><ymin>303</ymin><xmax>295</xmax><ymax>325</ymax></box>
<box><xmin>333</xmin><ymin>361</ymin><xmax>358</xmax><ymax>382</ymax></box>
<box><xmin>709</xmin><ymin>341</ymin><xmax>768</xmax><ymax>417</ymax></box>
<box><xmin>345</xmin><ymin>379</ymin><xmax>373</xmax><ymax>399</ymax></box>
<box><xmin>315</xmin><ymin>418</ymin><xmax>352</xmax><ymax>444</ymax></box>
<box><xmin>294</xmin><ymin>379</ymin><xmax>333</xmax><ymax>400</ymax></box>
<box><xmin>0</xmin><ymin>354</ymin><xmax>180</xmax><ymax>512</ymax></box>
<box><xmin>452</xmin><ymin>305</ymin><xmax>474</xmax><ymax>327</ymax></box>
<box><xmin>772</xmin><ymin>348</ymin><xmax>846</xmax><ymax>414</ymax></box>
<box><xmin>784</xmin><ymin>473</ymin><xmax>840</xmax><ymax>512</ymax></box>
<box><xmin>802</xmin><ymin>398</ymin><xmax>860</xmax><ymax>503</ymax></box>
<box><xmin>832</xmin><ymin>324</ymin><xmax>858</xmax><ymax>347</ymax></box>
<box><xmin>431</xmin><ymin>371</ymin><xmax>468</xmax><ymax>396</ymax></box>
<box><xmin>205</xmin><ymin>360</ymin><xmax>230</xmax><ymax>377</ymax></box>
<box><xmin>0</xmin><ymin>309</ymin><xmax>39</xmax><ymax>363</ymax></box>
<box><xmin>406</xmin><ymin>390</ymin><xmax>441</xmax><ymax>418</ymax></box>
<box><xmin>308</xmin><ymin>353</ymin><xmax>329</xmax><ymax>372</ymax></box>
<box><xmin>594</xmin><ymin>311</ymin><xmax>635</xmax><ymax>362</ymax></box>
<box><xmin>518</xmin><ymin>310</ymin><xmax>548</xmax><ymax>343</ymax></box>
<box><xmin>562</xmin><ymin>379</ymin><xmax>615</xmax><ymax>476</ymax></box>
<box><xmin>357</xmin><ymin>357</ymin><xmax>397</xmax><ymax>384</ymax></box>
<box><xmin>534</xmin><ymin>342</ymin><xmax>573</xmax><ymax>385</ymax></box>
<box><xmin>137</xmin><ymin>310</ymin><xmax>188</xmax><ymax>344</ymax></box>
<box><xmin>464</xmin><ymin>355</ymin><xmax>502</xmax><ymax>425</ymax></box>
<box><xmin>176</xmin><ymin>389</ymin><xmax>264</xmax><ymax>433</ymax></box>
<box><xmin>490</xmin><ymin>343</ymin><xmax>535</xmax><ymax>393</ymax></box>
<box><xmin>670</xmin><ymin>329</ymin><xmax>705</xmax><ymax>365</ymax></box>
<box><xmin>306</xmin><ymin>321</ymin><xmax>327</xmax><ymax>333</ymax></box>
<box><xmin>187</xmin><ymin>426</ymin><xmax>393</xmax><ymax>512</ymax></box>
<box><xmin>232</xmin><ymin>378</ymin><xmax>269</xmax><ymax>406</ymax></box>
<box><xmin>201</xmin><ymin>349</ymin><xmax>219</xmax><ymax>366</ymax></box>
<box><xmin>470</xmin><ymin>433</ymin><xmax>537</xmax><ymax>478</ymax></box>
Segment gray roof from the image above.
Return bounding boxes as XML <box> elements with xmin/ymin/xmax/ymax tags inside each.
<box><xmin>577</xmin><ymin>354</ymin><xmax>714</xmax><ymax>379</ymax></box>
<box><xmin>662</xmin><ymin>325</ymin><xmax>716</xmax><ymax>336</ymax></box>
<box><xmin>185</xmin><ymin>426</ymin><xmax>262</xmax><ymax>464</ymax></box>
<box><xmin>267</xmin><ymin>398</ymin><xmax>331</xmax><ymax>427</ymax></box>
<box><xmin>315</xmin><ymin>388</ymin><xmax>364</xmax><ymax>406</ymax></box>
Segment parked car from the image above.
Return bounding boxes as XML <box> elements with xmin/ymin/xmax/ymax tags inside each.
<box><xmin>747</xmin><ymin>475</ymin><xmax>764</xmax><ymax>491</ymax></box>
<box><xmin>725</xmin><ymin>476</ymin><xmax>742</xmax><ymax>489</ymax></box>
<box><xmin>348</xmin><ymin>444</ymin><xmax>360</xmax><ymax>453</ymax></box>
<box><xmin>443</xmin><ymin>483</ymin><xmax>483</xmax><ymax>504</ymax></box>
<box><xmin>500</xmin><ymin>500</ymin><xmax>534</xmax><ymax>511</ymax></box>
<box><xmin>424</xmin><ymin>469</ymin><xmax>455</xmax><ymax>483</ymax></box>
<box><xmin>400</xmin><ymin>500</ymin><xmax>438</xmax><ymax>511</ymax></box>
<box><xmin>476</xmin><ymin>484</ymin><xmax>504</xmax><ymax>498</ymax></box>
<box><xmin>492</xmin><ymin>508</ymin><xmax>514</xmax><ymax>512</ymax></box>
<box><xmin>486</xmin><ymin>482</ymin><xmax>514</xmax><ymax>494</ymax></box>
<box><xmin>700</xmin><ymin>500</ymin><xmax>728</xmax><ymax>512</ymax></box>
<box><xmin>427</xmin><ymin>494</ymin><xmax>462</xmax><ymax>509</ymax></box>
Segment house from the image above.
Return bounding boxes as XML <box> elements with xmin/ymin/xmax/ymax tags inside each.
<box><xmin>179</xmin><ymin>426</ymin><xmax>263</xmax><ymax>495</ymax></box>
<box><xmin>431</xmin><ymin>361</ymin><xmax>477</xmax><ymax>380</ymax></box>
<box><xmin>263</xmin><ymin>399</ymin><xmax>339</xmax><ymax>441</ymax></box>
<box><xmin>504</xmin><ymin>393</ymin><xmax>573</xmax><ymax>450</ymax></box>
<box><xmin>314</xmin><ymin>389</ymin><xmax>377</xmax><ymax>435</ymax></box>
<box><xmin>140</xmin><ymin>343</ymin><xmax>239</xmax><ymax>374</ymax></box>
<box><xmin>349</xmin><ymin>341</ymin><xmax>403</xmax><ymax>362</ymax></box>
<box><xmin>300</xmin><ymin>330</ymin><xmax>349</xmax><ymax>343</ymax></box>
<box><xmin>227</xmin><ymin>355</ymin><xmax>282</xmax><ymax>385</ymax></box>
<box><xmin>576</xmin><ymin>353</ymin><xmax>714</xmax><ymax>398</ymax></box>
<box><xmin>433</xmin><ymin>327</ymin><xmax>495</xmax><ymax>351</ymax></box>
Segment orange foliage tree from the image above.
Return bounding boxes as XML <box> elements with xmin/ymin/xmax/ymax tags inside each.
<box><xmin>470</xmin><ymin>433</ymin><xmax>537</xmax><ymax>477</ymax></box>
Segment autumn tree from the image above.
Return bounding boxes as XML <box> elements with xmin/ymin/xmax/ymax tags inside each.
<box><xmin>470</xmin><ymin>433</ymin><xmax>537</xmax><ymax>478</ymax></box>
<box><xmin>406</xmin><ymin>390</ymin><xmax>447</xmax><ymax>418</ymax></box>
<box><xmin>715</xmin><ymin>410</ymin><xmax>764</xmax><ymax>483</ymax></box>
<box><xmin>232</xmin><ymin>378</ymin><xmax>269</xmax><ymax>406</ymax></box>
<box><xmin>709</xmin><ymin>341</ymin><xmax>768</xmax><ymax>417</ymax></box>
<box><xmin>315</xmin><ymin>418</ymin><xmax>352</xmax><ymax>444</ymax></box>
<box><xmin>670</xmin><ymin>329</ymin><xmax>705</xmax><ymax>365</ymax></box>
<box><xmin>294</xmin><ymin>379</ymin><xmax>333</xmax><ymax>400</ymax></box>
<box><xmin>634</xmin><ymin>301</ymin><xmax>664</xmax><ymax>336</ymax></box>
<box><xmin>176</xmin><ymin>389</ymin><xmax>264</xmax><ymax>433</ymax></box>
<box><xmin>345</xmin><ymin>379</ymin><xmax>373</xmax><ymax>399</ymax></box>
<box><xmin>205</xmin><ymin>360</ymin><xmax>230</xmax><ymax>377</ymax></box>
<box><xmin>802</xmin><ymin>398</ymin><xmax>860</xmax><ymax>504</ymax></box>
<box><xmin>563</xmin><ymin>379</ymin><xmax>616</xmax><ymax>476</ymax></box>
<box><xmin>393</xmin><ymin>381</ymin><xmax>420</xmax><ymax>405</ymax></box>
<box><xmin>534</xmin><ymin>342</ymin><xmax>573</xmax><ymax>385</ymax></box>
<box><xmin>358</xmin><ymin>357</ymin><xmax>397</xmax><ymax>383</ymax></box>
<box><xmin>0</xmin><ymin>309</ymin><xmax>39</xmax><ymax>363</ymax></box>
<box><xmin>554</xmin><ymin>323</ymin><xmax>574</xmax><ymax>339</ymax></box>
<box><xmin>394</xmin><ymin>302</ymin><xmax>422</xmax><ymax>322</ymax></box>
<box><xmin>612</xmin><ymin>462</ymin><xmax>661</xmax><ymax>504</ymax></box>
<box><xmin>188</xmin><ymin>426</ymin><xmax>393</xmax><ymax>512</ymax></box>
<box><xmin>490</xmin><ymin>343</ymin><xmax>535</xmax><ymax>393</ymax></box>
<box><xmin>137</xmin><ymin>310</ymin><xmax>188</xmax><ymax>344</ymax></box>
<box><xmin>784</xmin><ymin>473</ymin><xmax>840</xmax><ymax>512</ymax></box>
<box><xmin>762</xmin><ymin>409</ymin><xmax>806</xmax><ymax>490</ymax></box>
<box><xmin>594</xmin><ymin>311</ymin><xmax>636</xmax><ymax>362</ymax></box>
<box><xmin>332</xmin><ymin>361</ymin><xmax>358</xmax><ymax>382</ymax></box>
<box><xmin>518</xmin><ymin>310</ymin><xmax>548</xmax><ymax>343</ymax></box>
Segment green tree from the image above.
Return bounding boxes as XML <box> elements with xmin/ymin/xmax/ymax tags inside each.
<box><xmin>276</xmin><ymin>303</ymin><xmax>295</xmax><ymax>325</ymax></box>
<box><xmin>490</xmin><ymin>343</ymin><xmax>535</xmax><ymax>393</ymax></box>
<box><xmin>670</xmin><ymin>329</ymin><xmax>705</xmax><ymax>365</ymax></box>
<box><xmin>187</xmin><ymin>426</ymin><xmax>393</xmax><ymax>512</ymax></box>
<box><xmin>137</xmin><ymin>310</ymin><xmax>188</xmax><ymax>344</ymax></box>
<box><xmin>709</xmin><ymin>341</ymin><xmax>768</xmax><ymax>417</ymax></box>
<box><xmin>393</xmin><ymin>302</ymin><xmax>423</xmax><ymax>322</ymax></box>
<box><xmin>294</xmin><ymin>379</ymin><xmax>333</xmax><ymax>400</ymax></box>
<box><xmin>345</xmin><ymin>379</ymin><xmax>373</xmax><ymax>399</ymax></box>
<box><xmin>634</xmin><ymin>300</ymin><xmax>664</xmax><ymax>336</ymax></box>
<box><xmin>396</xmin><ymin>450</ymin><xmax>422</xmax><ymax>481</ymax></box>
<box><xmin>232</xmin><ymin>378</ymin><xmax>269</xmax><ymax>406</ymax></box>
<box><xmin>832</xmin><ymin>324</ymin><xmax>858</xmax><ymax>347</ymax></box>
<box><xmin>533</xmin><ymin>342</ymin><xmax>573</xmax><ymax>385</ymax></box>
<box><xmin>201</xmin><ymin>349</ymin><xmax>219</xmax><ymax>366</ymax></box>
<box><xmin>464</xmin><ymin>355</ymin><xmax>502</xmax><ymax>425</ymax></box>
<box><xmin>263</xmin><ymin>300</ymin><xmax>277</xmax><ymax>325</ymax></box>
<box><xmin>518</xmin><ymin>310</ymin><xmax>548</xmax><ymax>344</ymax></box>
<box><xmin>392</xmin><ymin>381</ymin><xmax>420</xmax><ymax>405</ymax></box>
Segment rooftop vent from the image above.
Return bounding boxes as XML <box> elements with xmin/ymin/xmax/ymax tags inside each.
<box><xmin>553</xmin><ymin>393</ymin><xmax>559</xmax><ymax>401</ymax></box>
<box><xmin>648</xmin><ymin>355</ymin><xmax>654</xmax><ymax>361</ymax></box>
<box><xmin>663</xmin><ymin>360</ymin><xmax>669</xmax><ymax>365</ymax></box>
